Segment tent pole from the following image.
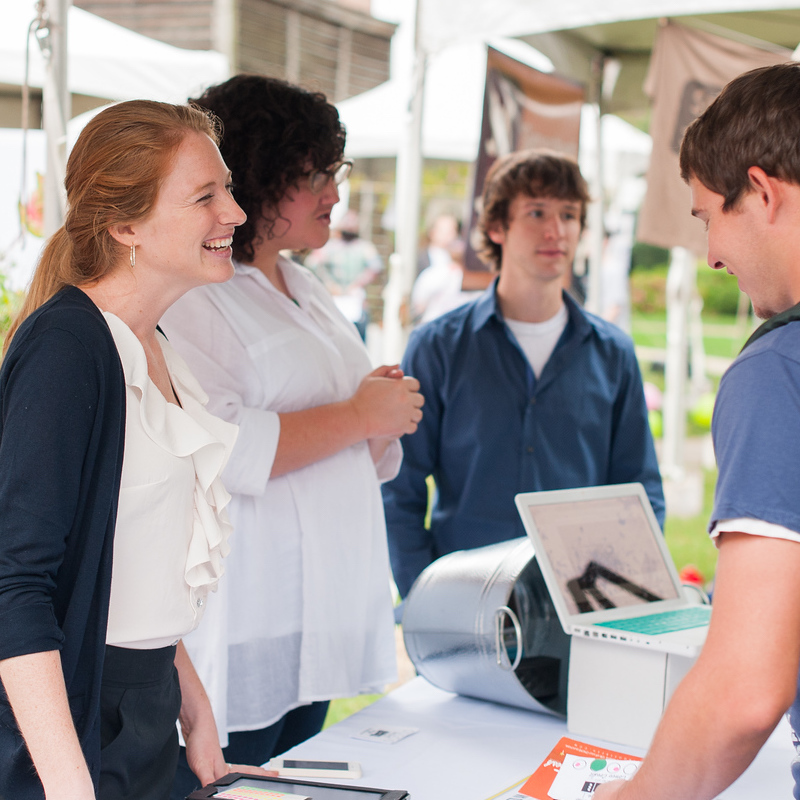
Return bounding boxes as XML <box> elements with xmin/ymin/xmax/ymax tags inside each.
<box><xmin>584</xmin><ymin>54</ymin><xmax>605</xmax><ymax>314</ymax></box>
<box><xmin>212</xmin><ymin>0</ymin><xmax>236</xmax><ymax>74</ymax></box>
<box><xmin>42</xmin><ymin>0</ymin><xmax>70</xmax><ymax>237</ymax></box>
<box><xmin>661</xmin><ymin>245</ymin><xmax>694</xmax><ymax>478</ymax></box>
<box><xmin>383</xmin><ymin>0</ymin><xmax>426</xmax><ymax>363</ymax></box>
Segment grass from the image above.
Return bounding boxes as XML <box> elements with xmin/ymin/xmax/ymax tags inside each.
<box><xmin>324</xmin><ymin>693</ymin><xmax>383</xmax><ymax>729</ymax></box>
<box><xmin>664</xmin><ymin>466</ymin><xmax>719</xmax><ymax>584</ymax></box>
<box><xmin>630</xmin><ymin>311</ymin><xmax>751</xmax><ymax>359</ymax></box>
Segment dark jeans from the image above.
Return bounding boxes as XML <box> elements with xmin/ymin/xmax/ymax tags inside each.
<box><xmin>353</xmin><ymin>311</ymin><xmax>368</xmax><ymax>342</ymax></box>
<box><xmin>170</xmin><ymin>700</ymin><xmax>330</xmax><ymax>800</ymax></box>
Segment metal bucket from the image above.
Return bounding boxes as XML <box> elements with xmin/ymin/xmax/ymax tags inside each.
<box><xmin>402</xmin><ymin>537</ymin><xmax>570</xmax><ymax>716</ymax></box>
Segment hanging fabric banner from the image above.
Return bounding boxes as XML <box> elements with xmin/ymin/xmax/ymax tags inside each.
<box><xmin>464</xmin><ymin>47</ymin><xmax>584</xmax><ymax>273</ymax></box>
<box><xmin>637</xmin><ymin>20</ymin><xmax>790</xmax><ymax>256</ymax></box>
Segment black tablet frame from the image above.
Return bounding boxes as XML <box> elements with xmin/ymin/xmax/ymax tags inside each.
<box><xmin>186</xmin><ymin>772</ymin><xmax>409</xmax><ymax>800</ymax></box>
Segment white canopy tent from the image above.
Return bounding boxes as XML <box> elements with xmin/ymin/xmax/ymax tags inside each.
<box><xmin>420</xmin><ymin>0</ymin><xmax>800</xmax><ymax>92</ymax></box>
<box><xmin>1</xmin><ymin>2</ymin><xmax>229</xmax><ymax>124</ymax></box>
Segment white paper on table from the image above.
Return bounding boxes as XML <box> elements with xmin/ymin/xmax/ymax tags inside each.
<box><xmin>548</xmin><ymin>754</ymin><xmax>641</xmax><ymax>799</ymax></box>
<box><xmin>351</xmin><ymin>725</ymin><xmax>420</xmax><ymax>745</ymax></box>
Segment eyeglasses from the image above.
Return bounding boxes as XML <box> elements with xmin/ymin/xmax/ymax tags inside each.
<box><xmin>307</xmin><ymin>160</ymin><xmax>353</xmax><ymax>194</ymax></box>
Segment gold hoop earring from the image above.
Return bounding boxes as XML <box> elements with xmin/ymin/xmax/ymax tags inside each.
<box><xmin>130</xmin><ymin>243</ymin><xmax>136</xmax><ymax>268</ymax></box>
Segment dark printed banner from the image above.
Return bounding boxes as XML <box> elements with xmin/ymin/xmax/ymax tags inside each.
<box><xmin>637</xmin><ymin>20</ymin><xmax>790</xmax><ymax>255</ymax></box>
<box><xmin>464</xmin><ymin>47</ymin><xmax>584</xmax><ymax>273</ymax></box>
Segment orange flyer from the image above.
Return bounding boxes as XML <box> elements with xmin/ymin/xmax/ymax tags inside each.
<box><xmin>519</xmin><ymin>736</ymin><xmax>642</xmax><ymax>799</ymax></box>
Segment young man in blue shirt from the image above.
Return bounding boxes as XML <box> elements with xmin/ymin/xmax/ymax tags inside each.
<box><xmin>383</xmin><ymin>150</ymin><xmax>664</xmax><ymax>598</ymax></box>
<box><xmin>596</xmin><ymin>62</ymin><xmax>800</xmax><ymax>800</ymax></box>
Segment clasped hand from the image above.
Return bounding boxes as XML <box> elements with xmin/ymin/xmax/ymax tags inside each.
<box><xmin>351</xmin><ymin>365</ymin><xmax>424</xmax><ymax>439</ymax></box>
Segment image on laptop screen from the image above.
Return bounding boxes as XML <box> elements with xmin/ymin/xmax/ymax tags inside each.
<box><xmin>526</xmin><ymin>494</ymin><xmax>679</xmax><ymax>617</ymax></box>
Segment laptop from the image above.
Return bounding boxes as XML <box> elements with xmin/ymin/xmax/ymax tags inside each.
<box><xmin>515</xmin><ymin>483</ymin><xmax>710</xmax><ymax>656</ymax></box>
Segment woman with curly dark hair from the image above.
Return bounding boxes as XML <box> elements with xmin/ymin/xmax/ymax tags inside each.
<box><xmin>163</xmin><ymin>75</ymin><xmax>424</xmax><ymax>798</ymax></box>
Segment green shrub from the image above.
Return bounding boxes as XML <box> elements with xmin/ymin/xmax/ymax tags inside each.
<box><xmin>696</xmin><ymin>266</ymin><xmax>743</xmax><ymax>316</ymax></box>
<box><xmin>630</xmin><ymin>265</ymin><xmax>668</xmax><ymax>313</ymax></box>
<box><xmin>0</xmin><ymin>274</ymin><xmax>24</xmax><ymax>346</ymax></box>
<box><xmin>630</xmin><ymin>242</ymin><xmax>670</xmax><ymax>272</ymax></box>
<box><xmin>629</xmin><ymin>259</ymin><xmax>745</xmax><ymax>318</ymax></box>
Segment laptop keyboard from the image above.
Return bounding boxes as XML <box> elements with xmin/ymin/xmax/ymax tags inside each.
<box><xmin>595</xmin><ymin>605</ymin><xmax>712</xmax><ymax>635</ymax></box>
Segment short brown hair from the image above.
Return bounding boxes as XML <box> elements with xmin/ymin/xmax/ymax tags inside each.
<box><xmin>680</xmin><ymin>62</ymin><xmax>800</xmax><ymax>211</ymax></box>
<box><xmin>474</xmin><ymin>149</ymin><xmax>590</xmax><ymax>270</ymax></box>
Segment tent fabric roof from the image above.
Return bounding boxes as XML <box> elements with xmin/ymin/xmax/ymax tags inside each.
<box><xmin>418</xmin><ymin>1</ymin><xmax>800</xmax><ymax>115</ymax></box>
<box><xmin>421</xmin><ymin>0</ymin><xmax>800</xmax><ymax>53</ymax></box>
<box><xmin>1</xmin><ymin>3</ymin><xmax>228</xmax><ymax>109</ymax></box>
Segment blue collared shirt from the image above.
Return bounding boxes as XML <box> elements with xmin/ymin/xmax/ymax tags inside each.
<box><xmin>383</xmin><ymin>281</ymin><xmax>665</xmax><ymax>597</ymax></box>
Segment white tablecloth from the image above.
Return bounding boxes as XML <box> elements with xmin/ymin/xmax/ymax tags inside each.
<box><xmin>282</xmin><ymin>677</ymin><xmax>796</xmax><ymax>799</ymax></box>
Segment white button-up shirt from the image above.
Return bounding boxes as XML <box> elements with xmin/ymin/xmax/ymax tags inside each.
<box><xmin>161</xmin><ymin>258</ymin><xmax>400</xmax><ymax>742</ymax></box>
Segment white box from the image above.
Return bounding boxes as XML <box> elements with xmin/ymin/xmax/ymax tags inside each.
<box><xmin>566</xmin><ymin>635</ymin><xmax>695</xmax><ymax>749</ymax></box>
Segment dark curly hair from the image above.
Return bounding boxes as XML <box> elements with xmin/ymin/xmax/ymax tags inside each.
<box><xmin>190</xmin><ymin>74</ymin><xmax>347</xmax><ymax>263</ymax></box>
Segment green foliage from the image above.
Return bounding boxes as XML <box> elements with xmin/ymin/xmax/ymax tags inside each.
<box><xmin>648</xmin><ymin>409</ymin><xmax>663</xmax><ymax>439</ymax></box>
<box><xmin>664</xmin><ymin>467</ymin><xmax>719</xmax><ymax>585</ymax></box>
<box><xmin>630</xmin><ymin>265</ymin><xmax>668</xmax><ymax>313</ymax></box>
<box><xmin>629</xmin><ymin>258</ymin><xmax>746</xmax><ymax>318</ymax></box>
<box><xmin>324</xmin><ymin>693</ymin><xmax>382</xmax><ymax>729</ymax></box>
<box><xmin>688</xmin><ymin>393</ymin><xmax>715</xmax><ymax>431</ymax></box>
<box><xmin>0</xmin><ymin>274</ymin><xmax>23</xmax><ymax>346</ymax></box>
<box><xmin>696</xmin><ymin>265</ymin><xmax>744</xmax><ymax>316</ymax></box>
<box><xmin>630</xmin><ymin>242</ymin><xmax>669</xmax><ymax>272</ymax></box>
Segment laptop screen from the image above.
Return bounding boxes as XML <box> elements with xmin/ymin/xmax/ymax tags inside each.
<box><xmin>520</xmin><ymin>489</ymin><xmax>679</xmax><ymax>619</ymax></box>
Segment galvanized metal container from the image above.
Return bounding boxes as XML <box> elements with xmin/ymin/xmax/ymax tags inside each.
<box><xmin>402</xmin><ymin>537</ymin><xmax>570</xmax><ymax>716</ymax></box>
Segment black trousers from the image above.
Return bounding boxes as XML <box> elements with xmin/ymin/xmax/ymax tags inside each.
<box><xmin>100</xmin><ymin>645</ymin><xmax>181</xmax><ymax>800</ymax></box>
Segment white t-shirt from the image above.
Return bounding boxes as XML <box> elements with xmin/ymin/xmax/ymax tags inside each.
<box><xmin>504</xmin><ymin>304</ymin><xmax>569</xmax><ymax>379</ymax></box>
<box><xmin>103</xmin><ymin>312</ymin><xmax>237</xmax><ymax>649</ymax></box>
<box><xmin>161</xmin><ymin>258</ymin><xmax>399</xmax><ymax>743</ymax></box>
<box><xmin>710</xmin><ymin>518</ymin><xmax>800</xmax><ymax>544</ymax></box>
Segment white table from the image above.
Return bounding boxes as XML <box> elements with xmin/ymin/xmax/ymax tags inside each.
<box><xmin>282</xmin><ymin>677</ymin><xmax>795</xmax><ymax>799</ymax></box>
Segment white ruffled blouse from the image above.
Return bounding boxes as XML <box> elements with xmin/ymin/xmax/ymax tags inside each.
<box><xmin>103</xmin><ymin>312</ymin><xmax>238</xmax><ymax>649</ymax></box>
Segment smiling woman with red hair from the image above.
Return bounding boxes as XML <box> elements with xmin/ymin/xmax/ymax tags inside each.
<box><xmin>0</xmin><ymin>99</ymin><xmax>264</xmax><ymax>799</ymax></box>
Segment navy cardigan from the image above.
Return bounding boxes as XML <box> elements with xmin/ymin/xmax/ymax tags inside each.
<box><xmin>0</xmin><ymin>286</ymin><xmax>125</xmax><ymax>798</ymax></box>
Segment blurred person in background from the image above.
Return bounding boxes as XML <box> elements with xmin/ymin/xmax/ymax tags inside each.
<box><xmin>305</xmin><ymin>208</ymin><xmax>383</xmax><ymax>340</ymax></box>
<box><xmin>416</xmin><ymin>212</ymin><xmax>460</xmax><ymax>275</ymax></box>
<box><xmin>410</xmin><ymin>239</ymin><xmax>481</xmax><ymax>324</ymax></box>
